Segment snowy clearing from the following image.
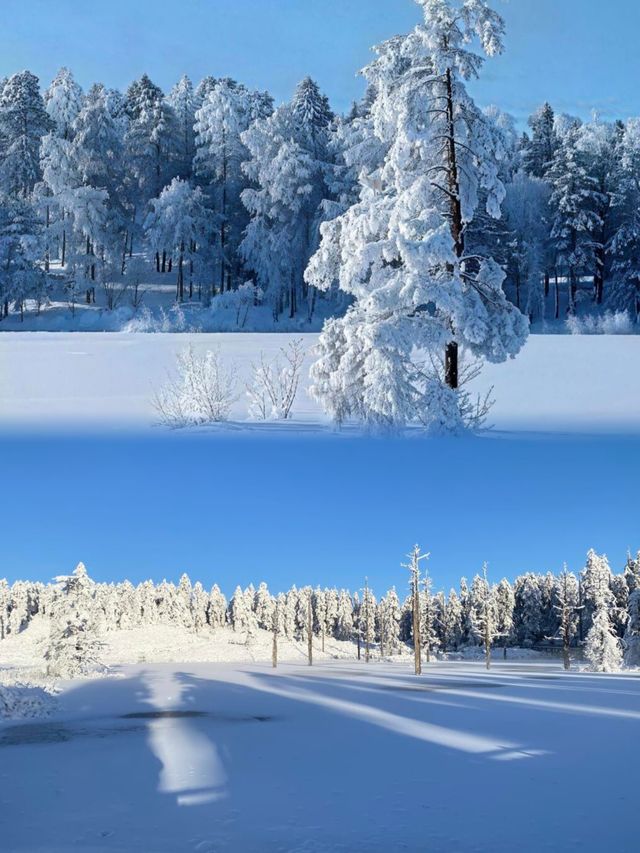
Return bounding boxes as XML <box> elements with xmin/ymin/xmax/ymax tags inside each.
<box><xmin>0</xmin><ymin>658</ymin><xmax>638</xmax><ymax>852</ymax></box>
<box><xmin>1</xmin><ymin>332</ymin><xmax>639</xmax><ymax>434</ymax></box>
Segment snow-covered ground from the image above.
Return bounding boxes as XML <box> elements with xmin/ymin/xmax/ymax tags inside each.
<box><xmin>0</xmin><ymin>657</ymin><xmax>638</xmax><ymax>852</ymax></box>
<box><xmin>1</xmin><ymin>332</ymin><xmax>639</xmax><ymax>434</ymax></box>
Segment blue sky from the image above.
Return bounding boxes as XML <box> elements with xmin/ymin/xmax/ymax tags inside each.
<box><xmin>2</xmin><ymin>435</ymin><xmax>638</xmax><ymax>596</ymax></box>
<box><xmin>1</xmin><ymin>0</ymin><xmax>638</xmax><ymax>124</ymax></box>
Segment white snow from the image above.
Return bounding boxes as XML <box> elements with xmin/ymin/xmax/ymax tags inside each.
<box><xmin>1</xmin><ymin>332</ymin><xmax>639</xmax><ymax>434</ymax></box>
<box><xmin>0</xmin><ymin>657</ymin><xmax>638</xmax><ymax>852</ymax></box>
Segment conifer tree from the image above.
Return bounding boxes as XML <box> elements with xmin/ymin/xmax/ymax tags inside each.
<box><xmin>306</xmin><ymin>0</ymin><xmax>528</xmax><ymax>432</ymax></box>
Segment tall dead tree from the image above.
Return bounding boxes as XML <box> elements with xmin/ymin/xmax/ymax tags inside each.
<box><xmin>404</xmin><ymin>545</ymin><xmax>428</xmax><ymax>676</ymax></box>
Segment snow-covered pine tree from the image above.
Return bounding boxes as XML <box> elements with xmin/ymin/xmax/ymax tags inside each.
<box><xmin>305</xmin><ymin>0</ymin><xmax>528</xmax><ymax>432</ymax></box>
<box><xmin>378</xmin><ymin>587</ymin><xmax>402</xmax><ymax>656</ymax></box>
<box><xmin>420</xmin><ymin>570</ymin><xmax>439</xmax><ymax>664</ymax></box>
<box><xmin>168</xmin><ymin>75</ymin><xmax>197</xmax><ymax>180</ymax></box>
<box><xmin>194</xmin><ymin>79</ymin><xmax>269</xmax><ymax>298</ymax></box>
<box><xmin>548</xmin><ymin>123</ymin><xmax>599</xmax><ymax>315</ymax></box>
<box><xmin>44</xmin><ymin>562</ymin><xmax>105</xmax><ymax>678</ymax></box>
<box><xmin>145</xmin><ymin>178</ymin><xmax>208</xmax><ymax>301</ymax></box>
<box><xmin>513</xmin><ymin>573</ymin><xmax>545</xmax><ymax>647</ymax></box>
<box><xmin>472</xmin><ymin>564</ymin><xmax>496</xmax><ymax>668</ymax></box>
<box><xmin>44</xmin><ymin>67</ymin><xmax>83</xmax><ymax>141</ymax></box>
<box><xmin>124</xmin><ymin>74</ymin><xmax>181</xmax><ymax>208</ymax></box>
<box><xmin>583</xmin><ymin>553</ymin><xmax>622</xmax><ymax>673</ymax></box>
<box><xmin>207</xmin><ymin>584</ymin><xmax>228</xmax><ymax>629</ymax></box>
<box><xmin>522</xmin><ymin>103</ymin><xmax>558</xmax><ymax>179</ymax></box>
<box><xmin>494</xmin><ymin>578</ymin><xmax>515</xmax><ymax>658</ymax></box>
<box><xmin>0</xmin><ymin>71</ymin><xmax>53</xmax><ymax>198</ymax></box>
<box><xmin>623</xmin><ymin>589</ymin><xmax>640</xmax><ymax>668</ymax></box>
<box><xmin>241</xmin><ymin>78</ymin><xmax>334</xmax><ymax>321</ymax></box>
<box><xmin>0</xmin><ymin>579</ymin><xmax>9</xmax><ymax>640</ymax></box>
<box><xmin>574</xmin><ymin>118</ymin><xmax>620</xmax><ymax>305</ymax></box>
<box><xmin>502</xmin><ymin>171</ymin><xmax>551</xmax><ymax>320</ymax></box>
<box><xmin>360</xmin><ymin>578</ymin><xmax>376</xmax><ymax>661</ymax></box>
<box><xmin>609</xmin><ymin>119</ymin><xmax>640</xmax><ymax>319</ymax></box>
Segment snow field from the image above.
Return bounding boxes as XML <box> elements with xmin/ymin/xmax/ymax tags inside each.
<box><xmin>1</xmin><ymin>332</ymin><xmax>640</xmax><ymax>434</ymax></box>
<box><xmin>0</xmin><ymin>658</ymin><xmax>638</xmax><ymax>852</ymax></box>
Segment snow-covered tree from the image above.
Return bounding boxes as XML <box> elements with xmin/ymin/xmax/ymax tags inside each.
<box><xmin>522</xmin><ymin>103</ymin><xmax>558</xmax><ymax>179</ymax></box>
<box><xmin>623</xmin><ymin>589</ymin><xmax>640</xmax><ymax>668</ymax></box>
<box><xmin>548</xmin><ymin>124</ymin><xmax>598</xmax><ymax>314</ymax></box>
<box><xmin>145</xmin><ymin>178</ymin><xmax>208</xmax><ymax>301</ymax></box>
<box><xmin>208</xmin><ymin>584</ymin><xmax>228</xmax><ymax>629</ymax></box>
<box><xmin>305</xmin><ymin>0</ymin><xmax>528</xmax><ymax>432</ymax></box>
<box><xmin>0</xmin><ymin>71</ymin><xmax>52</xmax><ymax>197</ymax></box>
<box><xmin>552</xmin><ymin>567</ymin><xmax>579</xmax><ymax>670</ymax></box>
<box><xmin>378</xmin><ymin>587</ymin><xmax>402</xmax><ymax>655</ymax></box>
<box><xmin>44</xmin><ymin>562</ymin><xmax>105</xmax><ymax>678</ymax></box>
<box><xmin>194</xmin><ymin>79</ymin><xmax>270</xmax><ymax>296</ymax></box>
<box><xmin>513</xmin><ymin>573</ymin><xmax>544</xmax><ymax>647</ymax></box>
<box><xmin>609</xmin><ymin>119</ymin><xmax>640</xmax><ymax>318</ymax></box>
<box><xmin>44</xmin><ymin>67</ymin><xmax>83</xmax><ymax>141</ymax></box>
<box><xmin>125</xmin><ymin>74</ymin><xmax>181</xmax><ymax>206</ymax></box>
<box><xmin>168</xmin><ymin>75</ymin><xmax>197</xmax><ymax>179</ymax></box>
<box><xmin>583</xmin><ymin>552</ymin><xmax>622</xmax><ymax>673</ymax></box>
<box><xmin>585</xmin><ymin>607</ymin><xmax>623</xmax><ymax>673</ymax></box>
<box><xmin>494</xmin><ymin>578</ymin><xmax>515</xmax><ymax>656</ymax></box>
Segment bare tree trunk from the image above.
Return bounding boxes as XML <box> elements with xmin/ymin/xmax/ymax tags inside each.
<box><xmin>443</xmin><ymin>66</ymin><xmax>464</xmax><ymax>391</ymax></box>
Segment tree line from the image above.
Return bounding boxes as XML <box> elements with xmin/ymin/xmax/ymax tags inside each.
<box><xmin>0</xmin><ymin>58</ymin><xmax>638</xmax><ymax>328</ymax></box>
<box><xmin>2</xmin><ymin>547</ymin><xmax>639</xmax><ymax>676</ymax></box>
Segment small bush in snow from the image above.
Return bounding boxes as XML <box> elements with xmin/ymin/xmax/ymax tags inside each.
<box><xmin>212</xmin><ymin>282</ymin><xmax>263</xmax><ymax>328</ymax></box>
<box><xmin>246</xmin><ymin>338</ymin><xmax>305</xmax><ymax>420</ymax></box>
<box><xmin>154</xmin><ymin>346</ymin><xmax>238</xmax><ymax>428</ymax></box>
<box><xmin>567</xmin><ymin>310</ymin><xmax>634</xmax><ymax>335</ymax></box>
<box><xmin>0</xmin><ymin>683</ymin><xmax>56</xmax><ymax>719</ymax></box>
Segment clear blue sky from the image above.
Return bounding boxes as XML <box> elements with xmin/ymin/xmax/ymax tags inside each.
<box><xmin>1</xmin><ymin>0</ymin><xmax>638</xmax><ymax>124</ymax></box>
<box><xmin>2</xmin><ymin>434</ymin><xmax>638</xmax><ymax>596</ymax></box>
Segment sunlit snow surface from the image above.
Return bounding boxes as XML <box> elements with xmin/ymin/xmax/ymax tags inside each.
<box><xmin>1</xmin><ymin>332</ymin><xmax>639</xmax><ymax>434</ymax></box>
<box><xmin>0</xmin><ymin>659</ymin><xmax>638</xmax><ymax>852</ymax></box>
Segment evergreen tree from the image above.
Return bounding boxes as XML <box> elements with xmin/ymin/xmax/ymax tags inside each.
<box><xmin>305</xmin><ymin>0</ymin><xmax>528</xmax><ymax>432</ymax></box>
<box><xmin>44</xmin><ymin>67</ymin><xmax>83</xmax><ymax>141</ymax></box>
<box><xmin>0</xmin><ymin>71</ymin><xmax>52</xmax><ymax>197</ymax></box>
<box><xmin>522</xmin><ymin>103</ymin><xmax>558</xmax><ymax>179</ymax></box>
<box><xmin>44</xmin><ymin>562</ymin><xmax>105</xmax><ymax>678</ymax></box>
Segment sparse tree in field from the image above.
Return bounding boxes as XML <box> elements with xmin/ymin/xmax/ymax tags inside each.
<box><xmin>403</xmin><ymin>545</ymin><xmax>429</xmax><ymax>675</ymax></box>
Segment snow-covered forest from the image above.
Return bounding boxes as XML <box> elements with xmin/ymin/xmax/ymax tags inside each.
<box><xmin>3</xmin><ymin>547</ymin><xmax>640</xmax><ymax>675</ymax></box>
<box><xmin>1</xmin><ymin>2</ymin><xmax>639</xmax><ymax>336</ymax></box>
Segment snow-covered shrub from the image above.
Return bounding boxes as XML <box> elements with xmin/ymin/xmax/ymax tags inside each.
<box><xmin>246</xmin><ymin>338</ymin><xmax>305</xmax><ymax>420</ymax></box>
<box><xmin>0</xmin><ymin>683</ymin><xmax>56</xmax><ymax>719</ymax></box>
<box><xmin>154</xmin><ymin>346</ymin><xmax>238</xmax><ymax>428</ymax></box>
<box><xmin>566</xmin><ymin>310</ymin><xmax>634</xmax><ymax>335</ymax></box>
<box><xmin>211</xmin><ymin>282</ymin><xmax>263</xmax><ymax>329</ymax></box>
